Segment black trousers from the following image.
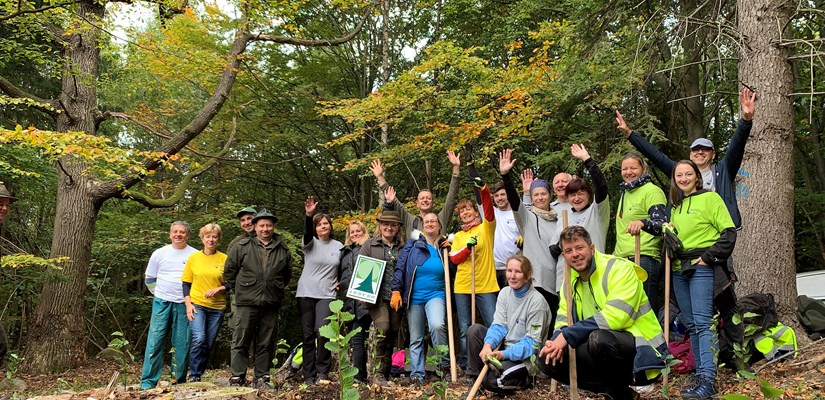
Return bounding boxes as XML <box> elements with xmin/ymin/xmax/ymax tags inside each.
<box><xmin>346</xmin><ymin>312</ymin><xmax>372</xmax><ymax>381</ymax></box>
<box><xmin>537</xmin><ymin>329</ymin><xmax>653</xmax><ymax>400</ymax></box>
<box><xmin>536</xmin><ymin>287</ymin><xmax>560</xmax><ymax>339</ymax></box>
<box><xmin>297</xmin><ymin>297</ymin><xmax>333</xmax><ymax>379</ymax></box>
<box><xmin>467</xmin><ymin>324</ymin><xmax>532</xmax><ymax>393</ymax></box>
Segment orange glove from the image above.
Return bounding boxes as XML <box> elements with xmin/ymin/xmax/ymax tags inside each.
<box><xmin>390</xmin><ymin>291</ymin><xmax>402</xmax><ymax>311</ymax></box>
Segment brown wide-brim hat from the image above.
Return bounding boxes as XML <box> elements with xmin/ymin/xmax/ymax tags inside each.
<box><xmin>376</xmin><ymin>210</ymin><xmax>403</xmax><ymax>225</ymax></box>
<box><xmin>0</xmin><ymin>184</ymin><xmax>18</xmax><ymax>203</ymax></box>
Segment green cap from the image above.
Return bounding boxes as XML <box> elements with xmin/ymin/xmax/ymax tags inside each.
<box><xmin>236</xmin><ymin>207</ymin><xmax>257</xmax><ymax>219</ymax></box>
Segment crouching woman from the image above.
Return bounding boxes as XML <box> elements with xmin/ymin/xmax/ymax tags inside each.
<box><xmin>467</xmin><ymin>254</ymin><xmax>550</xmax><ymax>393</ymax></box>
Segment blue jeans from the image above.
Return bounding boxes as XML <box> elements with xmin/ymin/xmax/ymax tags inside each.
<box><xmin>141</xmin><ymin>298</ymin><xmax>191</xmax><ymax>389</ymax></box>
<box><xmin>630</xmin><ymin>255</ymin><xmax>663</xmax><ymax>313</ymax></box>
<box><xmin>407</xmin><ymin>297</ymin><xmax>448</xmax><ymax>380</ymax></box>
<box><xmin>189</xmin><ymin>304</ymin><xmax>224</xmax><ymax>377</ymax></box>
<box><xmin>454</xmin><ymin>292</ymin><xmax>497</xmax><ymax>371</ymax></box>
<box><xmin>673</xmin><ymin>265</ymin><xmax>717</xmax><ymax>379</ymax></box>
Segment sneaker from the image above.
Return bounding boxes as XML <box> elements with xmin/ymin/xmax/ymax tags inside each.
<box><xmin>682</xmin><ymin>378</ymin><xmax>716</xmax><ymax>399</ymax></box>
<box><xmin>228</xmin><ymin>376</ymin><xmax>243</xmax><ymax>387</ymax></box>
<box><xmin>408</xmin><ymin>375</ymin><xmax>424</xmax><ymax>387</ymax></box>
<box><xmin>188</xmin><ymin>375</ymin><xmax>201</xmax><ymax>383</ymax></box>
<box><xmin>304</xmin><ymin>377</ymin><xmax>316</xmax><ymax>386</ymax></box>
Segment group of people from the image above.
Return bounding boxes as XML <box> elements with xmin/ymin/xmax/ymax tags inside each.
<box><xmin>136</xmin><ymin>88</ymin><xmax>756</xmax><ymax>400</ymax></box>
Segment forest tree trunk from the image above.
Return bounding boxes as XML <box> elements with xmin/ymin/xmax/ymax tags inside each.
<box><xmin>734</xmin><ymin>0</ymin><xmax>798</xmax><ymax>323</ymax></box>
<box><xmin>21</xmin><ymin>1</ymin><xmax>105</xmax><ymax>373</ymax></box>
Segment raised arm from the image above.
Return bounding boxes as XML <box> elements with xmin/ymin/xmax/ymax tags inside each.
<box><xmin>617</xmin><ymin>110</ymin><xmax>677</xmax><ymax>177</ymax></box>
<box><xmin>439</xmin><ymin>150</ymin><xmax>462</xmax><ymax>226</ymax></box>
<box><xmin>303</xmin><ymin>196</ymin><xmax>318</xmax><ymax>247</ymax></box>
<box><xmin>571</xmin><ymin>144</ymin><xmax>608</xmax><ymax>204</ymax></box>
<box><xmin>720</xmin><ymin>88</ymin><xmax>756</xmax><ymax>180</ymax></box>
<box><xmin>498</xmin><ymin>149</ymin><xmax>522</xmax><ymax>211</ymax></box>
<box><xmin>370</xmin><ymin>159</ymin><xmax>390</xmax><ymax>204</ymax></box>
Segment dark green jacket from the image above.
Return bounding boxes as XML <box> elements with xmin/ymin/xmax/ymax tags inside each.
<box><xmin>224</xmin><ymin>234</ymin><xmax>292</xmax><ymax>307</ymax></box>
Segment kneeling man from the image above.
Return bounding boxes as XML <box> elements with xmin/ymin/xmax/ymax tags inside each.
<box><xmin>538</xmin><ymin>226</ymin><xmax>668</xmax><ymax>400</ymax></box>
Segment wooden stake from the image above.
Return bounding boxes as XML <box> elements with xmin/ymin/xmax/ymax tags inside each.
<box><xmin>634</xmin><ymin>234</ymin><xmax>641</xmax><ymax>265</ymax></box>
<box><xmin>663</xmin><ymin>251</ymin><xmax>672</xmax><ymax>388</ymax></box>
<box><xmin>561</xmin><ymin>211</ymin><xmax>580</xmax><ymax>399</ymax></box>
<box><xmin>465</xmin><ymin>363</ymin><xmax>488</xmax><ymax>400</ymax></box>
<box><xmin>471</xmin><ymin>246</ymin><xmax>476</xmax><ymax>325</ymax></box>
<box><xmin>443</xmin><ymin>248</ymin><xmax>458</xmax><ymax>383</ymax></box>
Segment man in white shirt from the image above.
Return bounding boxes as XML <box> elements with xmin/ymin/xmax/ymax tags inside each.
<box><xmin>488</xmin><ymin>182</ymin><xmax>520</xmax><ymax>288</ymax></box>
<box><xmin>140</xmin><ymin>221</ymin><xmax>197</xmax><ymax>389</ymax></box>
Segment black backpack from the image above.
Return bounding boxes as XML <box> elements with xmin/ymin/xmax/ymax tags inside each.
<box><xmin>797</xmin><ymin>295</ymin><xmax>825</xmax><ymax>339</ymax></box>
<box><xmin>737</xmin><ymin>293</ymin><xmax>779</xmax><ymax>333</ymax></box>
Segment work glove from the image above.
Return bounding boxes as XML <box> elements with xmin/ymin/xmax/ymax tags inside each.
<box><xmin>469</xmin><ymin>176</ymin><xmax>486</xmax><ymax>189</ymax></box>
<box><xmin>466</xmin><ymin>236</ymin><xmax>478</xmax><ymax>250</ymax></box>
<box><xmin>390</xmin><ymin>291</ymin><xmax>402</xmax><ymax>311</ymax></box>
<box><xmin>485</xmin><ymin>354</ymin><xmax>503</xmax><ymax>373</ymax></box>
<box><xmin>464</xmin><ymin>143</ymin><xmax>474</xmax><ymax>166</ymax></box>
<box><xmin>549</xmin><ymin>242</ymin><xmax>562</xmax><ymax>259</ymax></box>
<box><xmin>515</xmin><ymin>236</ymin><xmax>523</xmax><ymax>250</ymax></box>
<box><xmin>662</xmin><ymin>224</ymin><xmax>682</xmax><ymax>259</ymax></box>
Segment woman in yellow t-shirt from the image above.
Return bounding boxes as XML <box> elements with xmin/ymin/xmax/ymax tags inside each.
<box><xmin>181</xmin><ymin>223</ymin><xmax>228</xmax><ymax>382</ymax></box>
<box><xmin>448</xmin><ymin>171</ymin><xmax>498</xmax><ymax>372</ymax></box>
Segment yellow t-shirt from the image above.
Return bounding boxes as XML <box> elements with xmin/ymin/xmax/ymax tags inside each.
<box><xmin>452</xmin><ymin>220</ymin><xmax>499</xmax><ymax>294</ymax></box>
<box><xmin>181</xmin><ymin>251</ymin><xmax>228</xmax><ymax>310</ymax></box>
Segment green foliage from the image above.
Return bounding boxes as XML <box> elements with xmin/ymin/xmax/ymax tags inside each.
<box><xmin>426</xmin><ymin>344</ymin><xmax>449</xmax><ymax>400</ymax></box>
<box><xmin>270</xmin><ymin>338</ymin><xmax>290</xmax><ymax>377</ymax></box>
<box><xmin>319</xmin><ymin>300</ymin><xmax>360</xmax><ymax>400</ymax></box>
<box><xmin>659</xmin><ymin>354</ymin><xmax>682</xmax><ymax>398</ymax></box>
<box><xmin>0</xmin><ymin>254</ymin><xmax>66</xmax><ymax>270</ymax></box>
<box><xmin>105</xmin><ymin>331</ymin><xmax>135</xmax><ymax>368</ymax></box>
<box><xmin>4</xmin><ymin>353</ymin><xmax>21</xmax><ymax>381</ymax></box>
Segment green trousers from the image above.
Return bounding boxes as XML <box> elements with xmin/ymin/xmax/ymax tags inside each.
<box><xmin>231</xmin><ymin>305</ymin><xmax>279</xmax><ymax>380</ymax></box>
<box><xmin>140</xmin><ymin>298</ymin><xmax>190</xmax><ymax>389</ymax></box>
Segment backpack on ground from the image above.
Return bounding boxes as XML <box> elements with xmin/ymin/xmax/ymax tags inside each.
<box><xmin>737</xmin><ymin>293</ymin><xmax>779</xmax><ymax>334</ymax></box>
<box><xmin>797</xmin><ymin>295</ymin><xmax>825</xmax><ymax>339</ymax></box>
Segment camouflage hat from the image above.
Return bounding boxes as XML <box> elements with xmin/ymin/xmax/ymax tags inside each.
<box><xmin>0</xmin><ymin>183</ymin><xmax>17</xmax><ymax>203</ymax></box>
<box><xmin>251</xmin><ymin>208</ymin><xmax>278</xmax><ymax>225</ymax></box>
<box><xmin>236</xmin><ymin>206</ymin><xmax>257</xmax><ymax>219</ymax></box>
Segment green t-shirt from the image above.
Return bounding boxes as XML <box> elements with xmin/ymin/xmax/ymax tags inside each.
<box><xmin>614</xmin><ymin>183</ymin><xmax>667</xmax><ymax>260</ymax></box>
<box><xmin>671</xmin><ymin>191</ymin><xmax>734</xmax><ymax>251</ymax></box>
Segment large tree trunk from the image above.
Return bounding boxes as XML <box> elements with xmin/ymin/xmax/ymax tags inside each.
<box><xmin>21</xmin><ymin>1</ymin><xmax>105</xmax><ymax>373</ymax></box>
<box><xmin>734</xmin><ymin>0</ymin><xmax>798</xmax><ymax>323</ymax></box>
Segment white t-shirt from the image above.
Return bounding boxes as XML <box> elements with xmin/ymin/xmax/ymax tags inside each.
<box><xmin>145</xmin><ymin>244</ymin><xmax>198</xmax><ymax>303</ymax></box>
<box><xmin>493</xmin><ymin>208</ymin><xmax>520</xmax><ymax>270</ymax></box>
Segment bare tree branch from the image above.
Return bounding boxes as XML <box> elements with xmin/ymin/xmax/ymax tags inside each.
<box><xmin>0</xmin><ymin>0</ymin><xmax>85</xmax><ymax>22</ymax></box>
<box><xmin>250</xmin><ymin>8</ymin><xmax>369</xmax><ymax>46</ymax></box>
<box><xmin>120</xmin><ymin>118</ymin><xmax>237</xmax><ymax>209</ymax></box>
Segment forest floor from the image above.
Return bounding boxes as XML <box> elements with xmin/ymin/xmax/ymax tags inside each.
<box><xmin>1</xmin><ymin>342</ymin><xmax>824</xmax><ymax>400</ymax></box>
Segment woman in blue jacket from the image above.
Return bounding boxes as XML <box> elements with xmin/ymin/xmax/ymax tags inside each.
<box><xmin>390</xmin><ymin>212</ymin><xmax>449</xmax><ymax>384</ymax></box>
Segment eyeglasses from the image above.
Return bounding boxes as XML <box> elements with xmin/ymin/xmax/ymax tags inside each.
<box><xmin>691</xmin><ymin>147</ymin><xmax>713</xmax><ymax>153</ymax></box>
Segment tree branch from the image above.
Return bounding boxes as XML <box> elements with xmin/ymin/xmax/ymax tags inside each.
<box><xmin>0</xmin><ymin>0</ymin><xmax>85</xmax><ymax>22</ymax></box>
<box><xmin>0</xmin><ymin>76</ymin><xmax>58</xmax><ymax>116</ymax></box>
<box><xmin>120</xmin><ymin>118</ymin><xmax>237</xmax><ymax>209</ymax></box>
<box><xmin>250</xmin><ymin>8</ymin><xmax>369</xmax><ymax>46</ymax></box>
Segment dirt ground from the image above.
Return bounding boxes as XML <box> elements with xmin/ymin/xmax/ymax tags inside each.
<box><xmin>2</xmin><ymin>343</ymin><xmax>824</xmax><ymax>400</ymax></box>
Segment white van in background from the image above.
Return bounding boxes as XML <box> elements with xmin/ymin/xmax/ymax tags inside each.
<box><xmin>796</xmin><ymin>270</ymin><xmax>825</xmax><ymax>301</ymax></box>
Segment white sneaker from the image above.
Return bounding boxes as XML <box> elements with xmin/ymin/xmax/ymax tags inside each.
<box><xmin>632</xmin><ymin>384</ymin><xmax>655</xmax><ymax>393</ymax></box>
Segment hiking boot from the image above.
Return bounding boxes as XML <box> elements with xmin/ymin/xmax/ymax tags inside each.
<box><xmin>228</xmin><ymin>376</ymin><xmax>244</xmax><ymax>387</ymax></box>
<box><xmin>316</xmin><ymin>373</ymin><xmax>331</xmax><ymax>385</ymax></box>
<box><xmin>373</xmin><ymin>375</ymin><xmax>390</xmax><ymax>388</ymax></box>
<box><xmin>408</xmin><ymin>375</ymin><xmax>424</xmax><ymax>387</ymax></box>
<box><xmin>254</xmin><ymin>376</ymin><xmax>272</xmax><ymax>392</ymax></box>
<box><xmin>682</xmin><ymin>377</ymin><xmax>716</xmax><ymax>399</ymax></box>
<box><xmin>188</xmin><ymin>375</ymin><xmax>201</xmax><ymax>383</ymax></box>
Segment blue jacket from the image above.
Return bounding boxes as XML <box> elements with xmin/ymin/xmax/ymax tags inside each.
<box><xmin>391</xmin><ymin>236</ymin><xmax>447</xmax><ymax>308</ymax></box>
<box><xmin>628</xmin><ymin>118</ymin><xmax>752</xmax><ymax>229</ymax></box>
